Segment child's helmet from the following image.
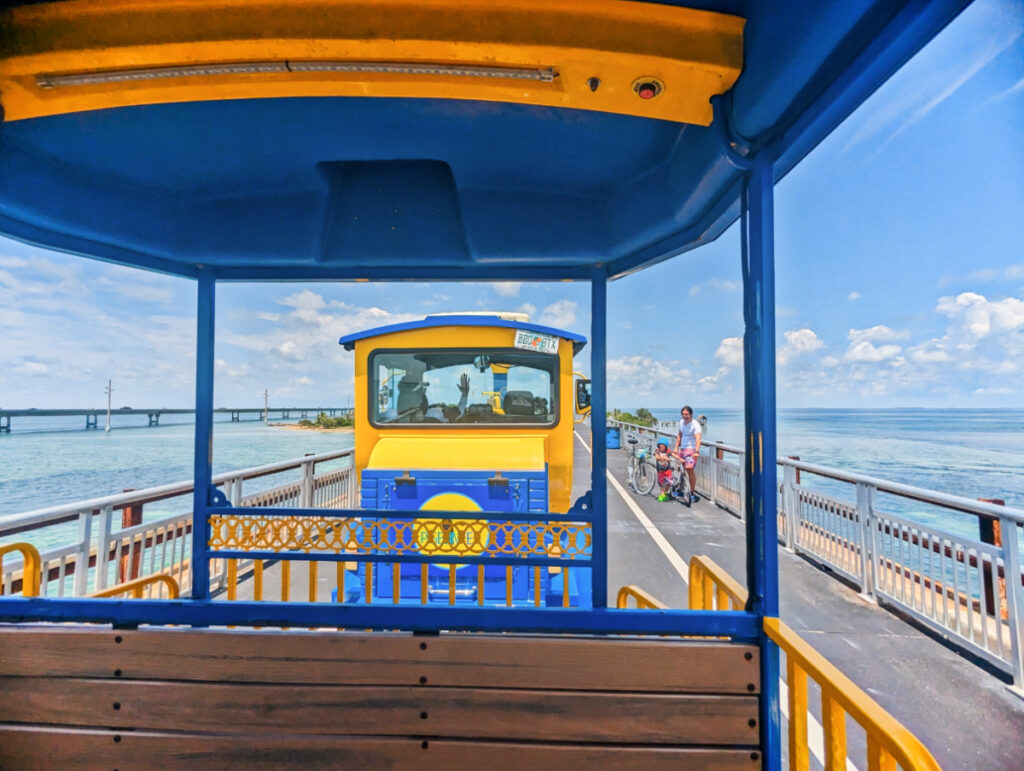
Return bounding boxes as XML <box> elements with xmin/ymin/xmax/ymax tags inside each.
<box><xmin>657</xmin><ymin>441</ymin><xmax>667</xmax><ymax>450</ymax></box>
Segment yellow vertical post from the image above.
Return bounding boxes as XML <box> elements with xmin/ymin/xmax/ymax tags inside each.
<box><xmin>448</xmin><ymin>564</ymin><xmax>456</xmax><ymax>605</ymax></box>
<box><xmin>253</xmin><ymin>560</ymin><xmax>263</xmax><ymax>601</ymax></box>
<box><xmin>336</xmin><ymin>562</ymin><xmax>344</xmax><ymax>602</ymax></box>
<box><xmin>477</xmin><ymin>564</ymin><xmax>485</xmax><ymax>606</ymax></box>
<box><xmin>420</xmin><ymin>564</ymin><xmax>428</xmax><ymax>604</ymax></box>
<box><xmin>393</xmin><ymin>562</ymin><xmax>401</xmax><ymax>604</ymax></box>
<box><xmin>366</xmin><ymin>561</ymin><xmax>373</xmax><ymax>604</ymax></box>
<box><xmin>533</xmin><ymin>566</ymin><xmax>541</xmax><ymax>607</ymax></box>
<box><xmin>226</xmin><ymin>559</ymin><xmax>237</xmax><ymax>601</ymax></box>
<box><xmin>787</xmin><ymin>657</ymin><xmax>809</xmax><ymax>771</ymax></box>
<box><xmin>308</xmin><ymin>561</ymin><xmax>318</xmax><ymax>603</ymax></box>
<box><xmin>716</xmin><ymin>585</ymin><xmax>729</xmax><ymax>610</ymax></box>
<box><xmin>281</xmin><ymin>560</ymin><xmax>290</xmax><ymax>602</ymax></box>
<box><xmin>563</xmin><ymin>567</ymin><xmax>570</xmax><ymax>607</ymax></box>
<box><xmin>822</xmin><ymin>691</ymin><xmax>847</xmax><ymax>771</ymax></box>
<box><xmin>867</xmin><ymin>735</ymin><xmax>897</xmax><ymax>771</ymax></box>
<box><xmin>702</xmin><ymin>574</ymin><xmax>713</xmax><ymax>610</ymax></box>
<box><xmin>505</xmin><ymin>565</ymin><xmax>513</xmax><ymax>606</ymax></box>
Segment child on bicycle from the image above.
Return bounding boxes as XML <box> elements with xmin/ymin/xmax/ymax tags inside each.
<box><xmin>654</xmin><ymin>442</ymin><xmax>674</xmax><ymax>502</ymax></box>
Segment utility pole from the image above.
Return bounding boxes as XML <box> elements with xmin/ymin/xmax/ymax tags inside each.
<box><xmin>104</xmin><ymin>379</ymin><xmax>113</xmax><ymax>432</ymax></box>
<box><xmin>263</xmin><ymin>389</ymin><xmax>269</xmax><ymax>424</ymax></box>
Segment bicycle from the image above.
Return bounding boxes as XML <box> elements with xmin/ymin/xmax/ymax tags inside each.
<box><xmin>625</xmin><ymin>436</ymin><xmax>656</xmax><ymax>495</ymax></box>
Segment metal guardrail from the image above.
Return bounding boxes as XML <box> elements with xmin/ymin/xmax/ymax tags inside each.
<box><xmin>619</xmin><ymin>556</ymin><xmax>942</xmax><ymax>771</ymax></box>
<box><xmin>0</xmin><ymin>449</ymin><xmax>355</xmax><ymax>598</ymax></box>
<box><xmin>607</xmin><ymin>418</ymin><xmax>1024</xmax><ymax>688</ymax></box>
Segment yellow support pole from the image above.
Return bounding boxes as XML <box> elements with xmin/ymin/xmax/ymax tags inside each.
<box><xmin>308</xmin><ymin>561</ymin><xmax>318</xmax><ymax>603</ymax></box>
<box><xmin>505</xmin><ymin>565</ymin><xmax>513</xmax><ymax>607</ymax></box>
<box><xmin>393</xmin><ymin>562</ymin><xmax>401</xmax><ymax>604</ymax></box>
<box><xmin>226</xmin><ymin>559</ymin><xmax>237</xmax><ymax>601</ymax></box>
<box><xmin>420</xmin><ymin>564</ymin><xmax>428</xmax><ymax>605</ymax></box>
<box><xmin>787</xmin><ymin>657</ymin><xmax>809</xmax><ymax>771</ymax></box>
<box><xmin>448</xmin><ymin>565</ymin><xmax>456</xmax><ymax>606</ymax></box>
<box><xmin>0</xmin><ymin>542</ymin><xmax>42</xmax><ymax>597</ymax></box>
<box><xmin>281</xmin><ymin>560</ymin><xmax>290</xmax><ymax>602</ymax></box>
<box><xmin>533</xmin><ymin>566</ymin><xmax>541</xmax><ymax>607</ymax></box>
<box><xmin>365</xmin><ymin>561</ymin><xmax>373</xmax><ymax>604</ymax></box>
<box><xmin>253</xmin><ymin>559</ymin><xmax>263</xmax><ymax>601</ymax></box>
<box><xmin>336</xmin><ymin>562</ymin><xmax>344</xmax><ymax>602</ymax></box>
<box><xmin>477</xmin><ymin>564</ymin><xmax>485</xmax><ymax>606</ymax></box>
<box><xmin>563</xmin><ymin>567</ymin><xmax>570</xmax><ymax>608</ymax></box>
<box><xmin>822</xmin><ymin>690</ymin><xmax>847</xmax><ymax>771</ymax></box>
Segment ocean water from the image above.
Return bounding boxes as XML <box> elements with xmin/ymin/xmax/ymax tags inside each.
<box><xmin>647</xmin><ymin>407</ymin><xmax>1024</xmax><ymax>542</ymax></box>
<box><xmin>0</xmin><ymin>421</ymin><xmax>354</xmax><ymax>521</ymax></box>
<box><xmin>1</xmin><ymin>409</ymin><xmax>1021</xmax><ymax>549</ymax></box>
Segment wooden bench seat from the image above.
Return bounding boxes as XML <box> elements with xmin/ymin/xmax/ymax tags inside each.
<box><xmin>0</xmin><ymin>626</ymin><xmax>763</xmax><ymax>769</ymax></box>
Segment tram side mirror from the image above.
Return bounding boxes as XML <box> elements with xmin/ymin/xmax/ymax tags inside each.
<box><xmin>574</xmin><ymin>378</ymin><xmax>592</xmax><ymax>415</ymax></box>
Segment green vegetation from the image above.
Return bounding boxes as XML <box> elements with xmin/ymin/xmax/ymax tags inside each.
<box><xmin>607</xmin><ymin>407</ymin><xmax>656</xmax><ymax>427</ymax></box>
<box><xmin>298</xmin><ymin>412</ymin><xmax>354</xmax><ymax>429</ymax></box>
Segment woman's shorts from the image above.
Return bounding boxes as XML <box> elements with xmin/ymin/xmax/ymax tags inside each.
<box><xmin>678</xmin><ymin>448</ymin><xmax>697</xmax><ymax>469</ymax></box>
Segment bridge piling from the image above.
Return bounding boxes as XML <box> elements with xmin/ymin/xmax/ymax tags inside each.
<box><xmin>85</xmin><ymin>414</ymin><xmax>97</xmax><ymax>430</ymax></box>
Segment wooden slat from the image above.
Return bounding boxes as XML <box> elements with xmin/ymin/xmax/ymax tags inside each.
<box><xmin>0</xmin><ymin>727</ymin><xmax>763</xmax><ymax>770</ymax></box>
<box><xmin>0</xmin><ymin>627</ymin><xmax>760</xmax><ymax>693</ymax></box>
<box><xmin>0</xmin><ymin>677</ymin><xmax>758</xmax><ymax>745</ymax></box>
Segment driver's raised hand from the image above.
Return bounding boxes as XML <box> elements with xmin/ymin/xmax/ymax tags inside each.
<box><xmin>458</xmin><ymin>373</ymin><xmax>470</xmax><ymax>396</ymax></box>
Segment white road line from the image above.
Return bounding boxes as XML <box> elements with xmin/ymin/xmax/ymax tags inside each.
<box><xmin>574</xmin><ymin>430</ymin><xmax>688</xmax><ymax>585</ymax></box>
<box><xmin>575</xmin><ymin>429</ymin><xmax>853</xmax><ymax>771</ymax></box>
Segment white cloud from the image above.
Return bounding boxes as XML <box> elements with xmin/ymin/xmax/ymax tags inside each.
<box><xmin>778</xmin><ymin>328</ymin><xmax>825</xmax><ymax>365</ymax></box>
<box><xmin>714</xmin><ymin>337</ymin><xmax>743</xmax><ymax>367</ymax></box>
<box><xmin>12</xmin><ymin>359</ymin><xmax>48</xmax><ymax>376</ymax></box>
<box><xmin>538</xmin><ymin>300</ymin><xmax>577</xmax><ymax>329</ymax></box>
<box><xmin>844</xmin><ymin>341</ymin><xmax>902</xmax><ymax>363</ymax></box>
<box><xmin>848</xmin><ymin>325</ymin><xmax>909</xmax><ymax>344</ymax></box>
<box><xmin>848</xmin><ymin>292</ymin><xmax>861</xmax><ymax>301</ymax></box>
<box><xmin>608</xmin><ymin>355</ymin><xmax>694</xmax><ymax>398</ymax></box>
<box><xmin>491</xmin><ymin>282</ymin><xmax>522</xmax><ymax>297</ymax></box>
<box><xmin>517</xmin><ymin>302</ymin><xmax>537</xmax><ymax>319</ymax></box>
<box><xmin>937</xmin><ymin>291</ymin><xmax>1024</xmax><ymax>338</ymax></box>
<box><xmin>293</xmin><ymin>376</ymin><xmax>314</xmax><ymax>386</ymax></box>
<box><xmin>279</xmin><ymin>290</ymin><xmax>326</xmax><ymax>310</ymax></box>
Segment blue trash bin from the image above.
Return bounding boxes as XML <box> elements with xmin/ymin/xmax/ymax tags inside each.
<box><xmin>606</xmin><ymin>426</ymin><xmax>621</xmax><ymax>449</ymax></box>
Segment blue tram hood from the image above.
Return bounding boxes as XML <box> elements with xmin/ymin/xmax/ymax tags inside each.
<box><xmin>339</xmin><ymin>314</ymin><xmax>587</xmax><ymax>355</ymax></box>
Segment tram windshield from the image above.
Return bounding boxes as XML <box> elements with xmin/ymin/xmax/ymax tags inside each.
<box><xmin>370</xmin><ymin>349</ymin><xmax>557</xmax><ymax>426</ymax></box>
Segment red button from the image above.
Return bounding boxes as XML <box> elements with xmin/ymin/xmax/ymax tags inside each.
<box><xmin>638</xmin><ymin>84</ymin><xmax>657</xmax><ymax>99</ymax></box>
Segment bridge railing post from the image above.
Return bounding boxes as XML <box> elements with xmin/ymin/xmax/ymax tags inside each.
<box><xmin>93</xmin><ymin>505</ymin><xmax>114</xmax><ymax>592</ymax></box>
<box><xmin>782</xmin><ymin>464</ymin><xmax>798</xmax><ymax>552</ymax></box>
<box><xmin>856</xmin><ymin>482</ymin><xmax>876</xmax><ymax>601</ymax></box>
<box><xmin>73</xmin><ymin>509</ymin><xmax>94</xmax><ymax>596</ymax></box>
<box><xmin>300</xmin><ymin>455</ymin><xmax>315</xmax><ymax>508</ymax></box>
<box><xmin>1001</xmin><ymin>517</ymin><xmax>1024</xmax><ymax>691</ymax></box>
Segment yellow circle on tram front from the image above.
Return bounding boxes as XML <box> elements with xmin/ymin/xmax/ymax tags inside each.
<box><xmin>414</xmin><ymin>493</ymin><xmax>490</xmax><ymax>556</ymax></box>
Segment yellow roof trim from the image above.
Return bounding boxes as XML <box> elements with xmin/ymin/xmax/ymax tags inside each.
<box><xmin>0</xmin><ymin>0</ymin><xmax>744</xmax><ymax>124</ymax></box>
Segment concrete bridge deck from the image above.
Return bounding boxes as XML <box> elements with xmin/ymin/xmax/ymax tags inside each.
<box><xmin>582</xmin><ymin>427</ymin><xmax>1023</xmax><ymax>771</ymax></box>
<box><xmin>228</xmin><ymin>427</ymin><xmax>1023</xmax><ymax>769</ymax></box>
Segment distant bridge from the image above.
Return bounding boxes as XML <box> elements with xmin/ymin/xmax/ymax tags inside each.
<box><xmin>0</xmin><ymin>407</ymin><xmax>352</xmax><ymax>433</ymax></box>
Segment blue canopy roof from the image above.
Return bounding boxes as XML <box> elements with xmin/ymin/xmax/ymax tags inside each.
<box><xmin>0</xmin><ymin>0</ymin><xmax>971</xmax><ymax>281</ymax></box>
<box><xmin>339</xmin><ymin>314</ymin><xmax>587</xmax><ymax>355</ymax></box>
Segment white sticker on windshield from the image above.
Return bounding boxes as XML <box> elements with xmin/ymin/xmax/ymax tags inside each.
<box><xmin>513</xmin><ymin>329</ymin><xmax>559</xmax><ymax>355</ymax></box>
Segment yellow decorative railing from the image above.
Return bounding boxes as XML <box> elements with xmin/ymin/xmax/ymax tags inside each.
<box><xmin>90</xmin><ymin>575</ymin><xmax>180</xmax><ymax>599</ymax></box>
<box><xmin>616</xmin><ymin>584</ymin><xmax>666</xmax><ymax>610</ymax></box>
<box><xmin>208</xmin><ymin>514</ymin><xmax>591</xmax><ymax>559</ymax></box>
<box><xmin>764</xmin><ymin>617</ymin><xmax>941</xmax><ymax>771</ymax></box>
<box><xmin>0</xmin><ymin>542</ymin><xmax>41</xmax><ymax>597</ymax></box>
<box><xmin>689</xmin><ymin>554</ymin><xmax>747</xmax><ymax>611</ymax></box>
<box><xmin>617</xmin><ymin>555</ymin><xmax>942</xmax><ymax>771</ymax></box>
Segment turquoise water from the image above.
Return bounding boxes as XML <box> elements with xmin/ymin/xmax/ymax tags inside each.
<box><xmin>647</xmin><ymin>407</ymin><xmax>1024</xmax><ymax>542</ymax></box>
<box><xmin>1</xmin><ymin>409</ymin><xmax>1021</xmax><ymax>548</ymax></box>
<box><xmin>0</xmin><ymin>421</ymin><xmax>353</xmax><ymax>518</ymax></box>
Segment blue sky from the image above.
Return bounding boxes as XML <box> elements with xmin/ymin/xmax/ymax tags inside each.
<box><xmin>1</xmin><ymin>0</ymin><xmax>1022</xmax><ymax>411</ymax></box>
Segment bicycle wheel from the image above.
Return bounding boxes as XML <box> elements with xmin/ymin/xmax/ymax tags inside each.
<box><xmin>675</xmin><ymin>467</ymin><xmax>691</xmax><ymax>507</ymax></box>
<box><xmin>632</xmin><ymin>459</ymin><xmax>656</xmax><ymax>495</ymax></box>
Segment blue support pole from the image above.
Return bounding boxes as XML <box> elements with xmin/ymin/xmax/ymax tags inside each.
<box><xmin>191</xmin><ymin>272</ymin><xmax>216</xmax><ymax>600</ymax></box>
<box><xmin>590</xmin><ymin>268</ymin><xmax>608</xmax><ymax>608</ymax></box>
<box><xmin>742</xmin><ymin>155</ymin><xmax>781</xmax><ymax>769</ymax></box>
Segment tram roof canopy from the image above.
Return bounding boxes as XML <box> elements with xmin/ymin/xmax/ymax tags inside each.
<box><xmin>0</xmin><ymin>0</ymin><xmax>970</xmax><ymax>281</ymax></box>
